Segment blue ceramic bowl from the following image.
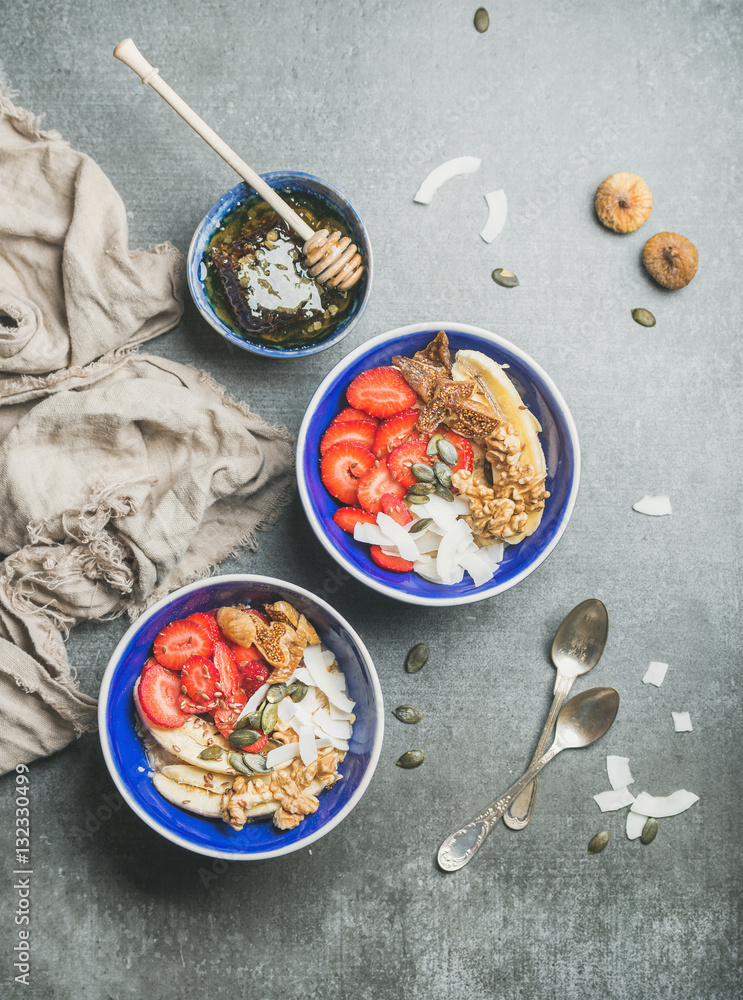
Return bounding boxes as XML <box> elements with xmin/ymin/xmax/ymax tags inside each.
<box><xmin>297</xmin><ymin>323</ymin><xmax>581</xmax><ymax>606</ymax></box>
<box><xmin>187</xmin><ymin>172</ymin><xmax>373</xmax><ymax>358</ymax></box>
<box><xmin>99</xmin><ymin>575</ymin><xmax>383</xmax><ymax>860</ymax></box>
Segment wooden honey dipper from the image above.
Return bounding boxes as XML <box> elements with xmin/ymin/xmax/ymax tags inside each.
<box><xmin>113</xmin><ymin>39</ymin><xmax>364</xmax><ymax>291</ymax></box>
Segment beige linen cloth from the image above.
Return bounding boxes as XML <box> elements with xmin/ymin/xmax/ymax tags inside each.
<box><xmin>0</xmin><ymin>88</ymin><xmax>294</xmax><ymax>774</ymax></box>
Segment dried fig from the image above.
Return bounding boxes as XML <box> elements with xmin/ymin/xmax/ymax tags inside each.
<box><xmin>595</xmin><ymin>172</ymin><xmax>653</xmax><ymax>233</ymax></box>
<box><xmin>642</xmin><ymin>231</ymin><xmax>698</xmax><ymax>289</ymax></box>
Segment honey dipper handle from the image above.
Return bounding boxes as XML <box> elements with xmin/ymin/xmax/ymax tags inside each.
<box><xmin>113</xmin><ymin>38</ymin><xmax>315</xmax><ymax>242</ymax></box>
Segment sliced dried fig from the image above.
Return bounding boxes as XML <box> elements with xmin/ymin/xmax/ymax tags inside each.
<box><xmin>595</xmin><ymin>172</ymin><xmax>653</xmax><ymax>233</ymax></box>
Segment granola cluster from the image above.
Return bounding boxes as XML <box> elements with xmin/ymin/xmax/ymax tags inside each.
<box><xmin>452</xmin><ymin>421</ymin><xmax>549</xmax><ymax>543</ymax></box>
<box><xmin>220</xmin><ymin>743</ymin><xmax>343</xmax><ymax>832</ymax></box>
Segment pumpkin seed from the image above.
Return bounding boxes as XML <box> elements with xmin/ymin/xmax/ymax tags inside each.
<box><xmin>229</xmin><ymin>728</ymin><xmax>263</xmax><ymax>748</ymax></box>
<box><xmin>640</xmin><ymin>817</ymin><xmax>658</xmax><ymax>844</ymax></box>
<box><xmin>227</xmin><ymin>751</ymin><xmax>254</xmax><ymax>776</ymax></box>
<box><xmin>409</xmin><ymin>517</ymin><xmax>433</xmax><ymax>534</ymax></box>
<box><xmin>587</xmin><ymin>830</ymin><xmax>610</xmax><ymax>854</ymax></box>
<box><xmin>474</xmin><ymin>6</ymin><xmax>489</xmax><ymax>32</ymax></box>
<box><xmin>435</xmin><ymin>483</ymin><xmax>455</xmax><ymax>502</ymax></box>
<box><xmin>405</xmin><ymin>642</ymin><xmax>430</xmax><ymax>673</ymax></box>
<box><xmin>247</xmin><ymin>708</ymin><xmax>264</xmax><ymax>730</ymax></box>
<box><xmin>407</xmin><ymin>482</ymin><xmax>436</xmax><ymax>495</ymax></box>
<box><xmin>492</xmin><ymin>268</ymin><xmax>519</xmax><ymax>288</ymax></box>
<box><xmin>396</xmin><ymin>749</ymin><xmax>425</xmax><ymax>768</ymax></box>
<box><xmin>197</xmin><ymin>745</ymin><xmax>224</xmax><ymax>761</ymax></box>
<box><xmin>261</xmin><ymin>701</ymin><xmax>279</xmax><ymax>734</ymax></box>
<box><xmin>426</xmin><ymin>433</ymin><xmax>444</xmax><ymax>457</ymax></box>
<box><xmin>411</xmin><ymin>462</ymin><xmax>435</xmax><ymax>483</ymax></box>
<box><xmin>266</xmin><ymin>683</ymin><xmax>287</xmax><ymax>703</ymax></box>
<box><xmin>483</xmin><ymin>461</ymin><xmax>494</xmax><ymax>486</ymax></box>
<box><xmin>406</xmin><ymin>493</ymin><xmax>430</xmax><ymax>505</ymax></box>
<box><xmin>265</xmin><ymin>738</ymin><xmax>283</xmax><ymax>750</ymax></box>
<box><xmin>436</xmin><ymin>438</ymin><xmax>458</xmax><ymax>466</ymax></box>
<box><xmin>287</xmin><ymin>680</ymin><xmax>308</xmax><ymax>703</ymax></box>
<box><xmin>631</xmin><ymin>307</ymin><xmax>656</xmax><ymax>327</ymax></box>
<box><xmin>433</xmin><ymin>460</ymin><xmax>453</xmax><ymax>487</ymax></box>
<box><xmin>244</xmin><ymin>754</ymin><xmax>273</xmax><ymax>774</ymax></box>
<box><xmin>393</xmin><ymin>704</ymin><xmax>425</xmax><ymax>724</ymax></box>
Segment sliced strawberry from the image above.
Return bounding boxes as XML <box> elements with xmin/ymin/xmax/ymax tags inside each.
<box><xmin>332</xmin><ymin>407</ymin><xmax>379</xmax><ymax>427</ymax></box>
<box><xmin>186</xmin><ymin>611</ymin><xmax>221</xmax><ymax>644</ymax></box>
<box><xmin>369</xmin><ymin>545</ymin><xmax>414</xmax><ymax>573</ymax></box>
<box><xmin>178</xmin><ymin>693</ymin><xmax>213</xmax><ymax>715</ymax></box>
<box><xmin>320</xmin><ymin>419</ymin><xmax>377</xmax><ymax>456</ymax></box>
<box><xmin>238</xmin><ymin>658</ymin><xmax>270</xmax><ymax>685</ymax></box>
<box><xmin>229</xmin><ymin>642</ymin><xmax>264</xmax><ymax>665</ymax></box>
<box><xmin>332</xmin><ymin>507</ymin><xmax>377</xmax><ymax>533</ymax></box>
<box><xmin>153</xmin><ymin>618</ymin><xmax>213</xmax><ymax>670</ymax></box>
<box><xmin>380</xmin><ymin>492</ymin><xmax>413</xmax><ymax>526</ymax></box>
<box><xmin>181</xmin><ymin>655</ymin><xmax>220</xmax><ymax>705</ymax></box>
<box><xmin>243</xmin><ymin>731</ymin><xmax>268</xmax><ymax>754</ymax></box>
<box><xmin>320</xmin><ymin>442</ymin><xmax>376</xmax><ymax>505</ymax></box>
<box><xmin>346</xmin><ymin>367</ymin><xmax>417</xmax><ymax>419</ymax></box>
<box><xmin>442</xmin><ymin>430</ymin><xmax>475</xmax><ymax>475</ymax></box>
<box><xmin>388</xmin><ymin>440</ymin><xmax>431</xmax><ymax>489</ymax></box>
<box><xmin>356</xmin><ymin>460</ymin><xmax>406</xmax><ymax>515</ymax></box>
<box><xmin>138</xmin><ymin>662</ymin><xmax>189</xmax><ymax>728</ymax></box>
<box><xmin>371</xmin><ymin>409</ymin><xmax>420</xmax><ymax>458</ymax></box>
<box><xmin>213</xmin><ymin>641</ymin><xmax>241</xmax><ymax>698</ymax></box>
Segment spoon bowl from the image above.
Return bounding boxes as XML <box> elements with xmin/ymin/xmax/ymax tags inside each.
<box><xmin>552</xmin><ymin>686</ymin><xmax>619</xmax><ymax>750</ymax></box>
<box><xmin>551</xmin><ymin>598</ymin><xmax>609</xmax><ymax>679</ymax></box>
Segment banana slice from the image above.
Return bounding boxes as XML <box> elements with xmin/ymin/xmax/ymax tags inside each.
<box><xmin>451</xmin><ymin>349</ymin><xmax>547</xmax><ymax>543</ymax></box>
<box><xmin>151</xmin><ymin>773</ymin><xmax>223</xmax><ymax>818</ymax></box>
<box><xmin>134</xmin><ymin>681</ymin><xmax>234</xmax><ymax>774</ymax></box>
<box><xmin>161</xmin><ymin>764</ymin><xmax>236</xmax><ymax>794</ymax></box>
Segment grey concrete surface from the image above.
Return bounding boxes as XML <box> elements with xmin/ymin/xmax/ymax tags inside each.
<box><xmin>1</xmin><ymin>1</ymin><xmax>741</xmax><ymax>998</ymax></box>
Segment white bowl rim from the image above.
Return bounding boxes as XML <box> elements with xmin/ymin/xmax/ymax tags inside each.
<box><xmin>296</xmin><ymin>321</ymin><xmax>582</xmax><ymax>607</ymax></box>
<box><xmin>98</xmin><ymin>573</ymin><xmax>385</xmax><ymax>860</ymax></box>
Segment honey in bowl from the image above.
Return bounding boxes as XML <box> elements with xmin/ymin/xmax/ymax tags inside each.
<box><xmin>204</xmin><ymin>189</ymin><xmax>361</xmax><ymax>350</ymax></box>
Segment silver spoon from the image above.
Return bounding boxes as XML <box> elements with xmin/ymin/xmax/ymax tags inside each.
<box><xmin>503</xmin><ymin>598</ymin><xmax>609</xmax><ymax>830</ymax></box>
<box><xmin>438</xmin><ymin>686</ymin><xmax>619</xmax><ymax>872</ymax></box>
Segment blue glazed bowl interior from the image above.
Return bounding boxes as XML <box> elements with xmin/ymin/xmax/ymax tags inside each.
<box><xmin>298</xmin><ymin>325</ymin><xmax>580</xmax><ymax>605</ymax></box>
<box><xmin>100</xmin><ymin>577</ymin><xmax>381</xmax><ymax>858</ymax></box>
<box><xmin>187</xmin><ymin>172</ymin><xmax>372</xmax><ymax>359</ymax></box>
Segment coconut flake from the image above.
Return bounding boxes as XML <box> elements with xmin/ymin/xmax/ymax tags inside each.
<box><xmin>633</xmin><ymin>495</ymin><xmax>672</xmax><ymax>516</ymax></box>
<box><xmin>642</xmin><ymin>661</ymin><xmax>668</xmax><ymax>687</ymax></box>
<box><xmin>413</xmin><ymin>556</ymin><xmax>445</xmax><ymax>584</ymax></box>
<box><xmin>277</xmin><ymin>697</ymin><xmax>299</xmax><ymax>723</ymax></box>
<box><xmin>593</xmin><ymin>786</ymin><xmax>636</xmax><ymax>812</ymax></box>
<box><xmin>298</xmin><ymin>725</ymin><xmax>318</xmax><ymax>766</ymax></box>
<box><xmin>479</xmin><ymin>189</ymin><xmax>508</xmax><ymax>243</ymax></box>
<box><xmin>607</xmin><ymin>755</ymin><xmax>634</xmax><ymax>790</ymax></box>
<box><xmin>312</xmin><ymin>708</ymin><xmax>352</xmax><ymax>741</ymax></box>
<box><xmin>630</xmin><ymin>790</ymin><xmax>699</xmax><ymax>818</ymax></box>
<box><xmin>266</xmin><ymin>741</ymin><xmax>302</xmax><ymax>768</ymax></box>
<box><xmin>626</xmin><ymin>811</ymin><xmax>646</xmax><ymax>840</ymax></box>
<box><xmin>436</xmin><ymin>518</ymin><xmax>474</xmax><ymax>584</ymax></box>
<box><xmin>478</xmin><ymin>541</ymin><xmax>504</xmax><ymax>569</ymax></box>
<box><xmin>376</xmin><ymin>512</ymin><xmax>420</xmax><ymax>562</ymax></box>
<box><xmin>234</xmin><ymin>683</ymin><xmax>270</xmax><ymax>726</ymax></box>
<box><xmin>413</xmin><ymin>156</ymin><xmax>481</xmax><ymax>204</ymax></box>
<box><xmin>328</xmin><ymin>701</ymin><xmax>354</xmax><ymax>722</ymax></box>
<box><xmin>304</xmin><ymin>644</ymin><xmax>355</xmax><ymax>713</ymax></box>
<box><xmin>460</xmin><ymin>548</ymin><xmax>494</xmax><ymax>587</ymax></box>
<box><xmin>672</xmin><ymin>711</ymin><xmax>693</xmax><ymax>732</ymax></box>
<box><xmin>354</xmin><ymin>522</ymin><xmax>395</xmax><ymax>548</ymax></box>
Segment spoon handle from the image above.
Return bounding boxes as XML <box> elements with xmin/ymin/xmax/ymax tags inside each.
<box><xmin>113</xmin><ymin>39</ymin><xmax>315</xmax><ymax>243</ymax></box>
<box><xmin>502</xmin><ymin>671</ymin><xmax>576</xmax><ymax>830</ymax></box>
<box><xmin>437</xmin><ymin>746</ymin><xmax>559</xmax><ymax>872</ymax></box>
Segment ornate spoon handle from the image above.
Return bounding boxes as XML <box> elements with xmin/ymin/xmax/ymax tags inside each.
<box><xmin>503</xmin><ymin>671</ymin><xmax>576</xmax><ymax>830</ymax></box>
<box><xmin>438</xmin><ymin>746</ymin><xmax>559</xmax><ymax>872</ymax></box>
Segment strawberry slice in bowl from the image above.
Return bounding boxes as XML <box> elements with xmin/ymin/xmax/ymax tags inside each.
<box><xmin>346</xmin><ymin>366</ymin><xmax>417</xmax><ymax>419</ymax></box>
<box><xmin>371</xmin><ymin>409</ymin><xmax>421</xmax><ymax>458</ymax></box>
<box><xmin>356</xmin><ymin>460</ymin><xmax>405</xmax><ymax>515</ymax></box>
<box><xmin>320</xmin><ymin>442</ymin><xmax>376</xmax><ymax>505</ymax></box>
<box><xmin>320</xmin><ymin>419</ymin><xmax>377</xmax><ymax>456</ymax></box>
